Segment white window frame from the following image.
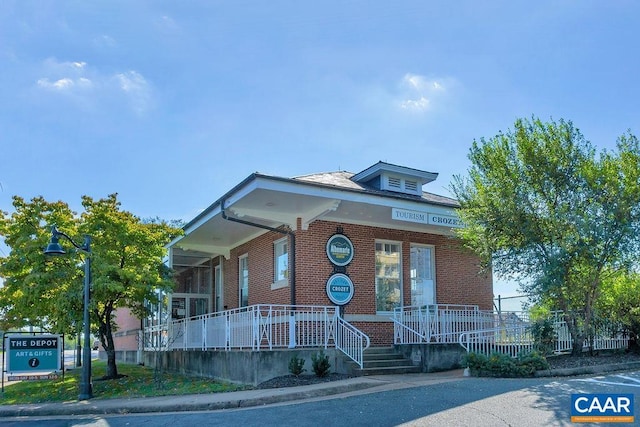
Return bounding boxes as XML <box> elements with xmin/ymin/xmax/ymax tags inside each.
<box><xmin>374</xmin><ymin>239</ymin><xmax>403</xmax><ymax>313</ymax></box>
<box><xmin>272</xmin><ymin>237</ymin><xmax>289</xmax><ymax>290</ymax></box>
<box><xmin>214</xmin><ymin>264</ymin><xmax>223</xmax><ymax>312</ymax></box>
<box><xmin>170</xmin><ymin>293</ymin><xmax>210</xmax><ymax>319</ymax></box>
<box><xmin>239</xmin><ymin>254</ymin><xmax>249</xmax><ymax>307</ymax></box>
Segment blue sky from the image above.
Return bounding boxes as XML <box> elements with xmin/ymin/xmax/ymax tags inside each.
<box><xmin>1</xmin><ymin>1</ymin><xmax>639</xmax><ymax>308</ymax></box>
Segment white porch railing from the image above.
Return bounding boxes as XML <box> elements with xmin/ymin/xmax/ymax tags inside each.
<box><xmin>143</xmin><ymin>304</ymin><xmax>370</xmax><ymax>369</ymax></box>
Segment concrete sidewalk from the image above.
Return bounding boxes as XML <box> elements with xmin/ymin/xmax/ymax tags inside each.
<box><xmin>0</xmin><ymin>370</ymin><xmax>466</xmax><ymax>417</ymax></box>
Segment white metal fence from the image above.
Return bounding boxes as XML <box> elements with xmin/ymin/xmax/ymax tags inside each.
<box><xmin>143</xmin><ymin>304</ymin><xmax>371</xmax><ymax>368</ymax></box>
<box><xmin>458</xmin><ymin>321</ymin><xmax>629</xmax><ymax>357</ymax></box>
<box><xmin>550</xmin><ymin>317</ymin><xmax>629</xmax><ymax>355</ymax></box>
<box><xmin>393</xmin><ymin>304</ymin><xmax>628</xmax><ymax>358</ymax></box>
<box><xmin>458</xmin><ymin>326</ymin><xmax>536</xmax><ymax>358</ymax></box>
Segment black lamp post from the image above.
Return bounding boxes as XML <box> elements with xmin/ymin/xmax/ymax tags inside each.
<box><xmin>44</xmin><ymin>225</ymin><xmax>93</xmax><ymax>400</ymax></box>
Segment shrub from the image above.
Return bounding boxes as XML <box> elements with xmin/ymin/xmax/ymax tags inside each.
<box><xmin>464</xmin><ymin>351</ymin><xmax>548</xmax><ymax>377</ymax></box>
<box><xmin>517</xmin><ymin>350</ymin><xmax>549</xmax><ymax>373</ymax></box>
<box><xmin>288</xmin><ymin>354</ymin><xmax>306</xmax><ymax>377</ymax></box>
<box><xmin>530</xmin><ymin>318</ymin><xmax>557</xmax><ymax>355</ymax></box>
<box><xmin>311</xmin><ymin>350</ymin><xmax>331</xmax><ymax>377</ymax></box>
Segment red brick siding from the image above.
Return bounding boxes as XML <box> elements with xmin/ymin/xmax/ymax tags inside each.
<box><xmin>201</xmin><ymin>219</ymin><xmax>491</xmax><ymax>346</ymax></box>
<box><xmin>111</xmin><ymin>307</ymin><xmax>140</xmax><ymax>351</ymax></box>
<box><xmin>350</xmin><ymin>321</ymin><xmax>394</xmax><ymax>347</ymax></box>
<box><xmin>294</xmin><ymin>221</ymin><xmax>493</xmax><ymax>311</ymax></box>
<box><xmin>222</xmin><ymin>230</ymin><xmax>291</xmax><ymax>308</ymax></box>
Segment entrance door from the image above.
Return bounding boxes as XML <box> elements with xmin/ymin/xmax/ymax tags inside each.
<box><xmin>410</xmin><ymin>244</ymin><xmax>435</xmax><ymax>306</ymax></box>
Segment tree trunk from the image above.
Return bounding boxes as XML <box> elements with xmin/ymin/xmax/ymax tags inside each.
<box><xmin>565</xmin><ymin>313</ymin><xmax>585</xmax><ymax>356</ymax></box>
<box><xmin>97</xmin><ymin>306</ymin><xmax>119</xmax><ymax>379</ymax></box>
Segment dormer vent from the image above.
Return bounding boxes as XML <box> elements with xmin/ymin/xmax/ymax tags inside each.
<box><xmin>351</xmin><ymin>161</ymin><xmax>438</xmax><ymax>197</ymax></box>
<box><xmin>388</xmin><ymin>176</ymin><xmax>401</xmax><ymax>189</ymax></box>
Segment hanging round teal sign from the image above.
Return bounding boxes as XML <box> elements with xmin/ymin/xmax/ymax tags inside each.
<box><xmin>326</xmin><ymin>234</ymin><xmax>354</xmax><ymax>266</ymax></box>
<box><xmin>325</xmin><ymin>273</ymin><xmax>354</xmax><ymax>305</ymax></box>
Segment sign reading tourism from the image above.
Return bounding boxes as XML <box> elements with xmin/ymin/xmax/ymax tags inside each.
<box><xmin>325</xmin><ymin>273</ymin><xmax>354</xmax><ymax>305</ymax></box>
<box><xmin>326</xmin><ymin>234</ymin><xmax>354</xmax><ymax>266</ymax></box>
<box><xmin>6</xmin><ymin>334</ymin><xmax>62</xmax><ymax>373</ymax></box>
<box><xmin>391</xmin><ymin>208</ymin><xmax>464</xmax><ymax>228</ymax></box>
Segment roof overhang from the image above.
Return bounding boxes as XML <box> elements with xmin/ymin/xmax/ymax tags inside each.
<box><xmin>168</xmin><ymin>173</ymin><xmax>460</xmax><ymax>270</ymax></box>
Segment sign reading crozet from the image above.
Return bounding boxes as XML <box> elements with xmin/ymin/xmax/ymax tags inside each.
<box><xmin>391</xmin><ymin>208</ymin><xmax>464</xmax><ymax>228</ymax></box>
<box><xmin>326</xmin><ymin>273</ymin><xmax>355</xmax><ymax>305</ymax></box>
<box><xmin>326</xmin><ymin>234</ymin><xmax>354</xmax><ymax>266</ymax></box>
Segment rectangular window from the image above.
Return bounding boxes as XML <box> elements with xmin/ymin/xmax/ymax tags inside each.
<box><xmin>214</xmin><ymin>265</ymin><xmax>223</xmax><ymax>312</ymax></box>
<box><xmin>375</xmin><ymin>241</ymin><xmax>402</xmax><ymax>312</ymax></box>
<box><xmin>239</xmin><ymin>254</ymin><xmax>249</xmax><ymax>307</ymax></box>
<box><xmin>274</xmin><ymin>238</ymin><xmax>288</xmax><ymax>283</ymax></box>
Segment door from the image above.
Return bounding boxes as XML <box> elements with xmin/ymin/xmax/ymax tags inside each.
<box><xmin>410</xmin><ymin>244</ymin><xmax>435</xmax><ymax>306</ymax></box>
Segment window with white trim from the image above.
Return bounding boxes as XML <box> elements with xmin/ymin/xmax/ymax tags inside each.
<box><xmin>274</xmin><ymin>238</ymin><xmax>288</xmax><ymax>283</ymax></box>
<box><xmin>239</xmin><ymin>254</ymin><xmax>248</xmax><ymax>307</ymax></box>
<box><xmin>375</xmin><ymin>240</ymin><xmax>402</xmax><ymax>312</ymax></box>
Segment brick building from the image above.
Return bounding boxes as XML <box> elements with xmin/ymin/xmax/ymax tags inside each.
<box><xmin>141</xmin><ymin>161</ymin><xmax>492</xmax><ymax>351</ymax></box>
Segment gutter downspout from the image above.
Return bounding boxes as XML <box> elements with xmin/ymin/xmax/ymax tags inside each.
<box><xmin>220</xmin><ymin>199</ymin><xmax>297</xmax><ymax>348</ymax></box>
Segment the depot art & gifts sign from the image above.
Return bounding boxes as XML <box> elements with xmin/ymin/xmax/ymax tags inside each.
<box><xmin>5</xmin><ymin>334</ymin><xmax>62</xmax><ymax>373</ymax></box>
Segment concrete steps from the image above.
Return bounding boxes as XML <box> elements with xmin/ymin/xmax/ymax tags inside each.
<box><xmin>348</xmin><ymin>347</ymin><xmax>421</xmax><ymax>376</ymax></box>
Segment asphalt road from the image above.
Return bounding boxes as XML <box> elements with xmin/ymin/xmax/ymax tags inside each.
<box><xmin>4</xmin><ymin>370</ymin><xmax>640</xmax><ymax>426</ymax></box>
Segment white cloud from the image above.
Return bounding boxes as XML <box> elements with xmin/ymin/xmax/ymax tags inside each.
<box><xmin>400</xmin><ymin>96</ymin><xmax>430</xmax><ymax>111</ymax></box>
<box><xmin>396</xmin><ymin>73</ymin><xmax>453</xmax><ymax>113</ymax></box>
<box><xmin>34</xmin><ymin>59</ymin><xmax>154</xmax><ymax>114</ymax></box>
<box><xmin>116</xmin><ymin>71</ymin><xmax>147</xmax><ymax>93</ymax></box>
<box><xmin>93</xmin><ymin>35</ymin><xmax>117</xmax><ymax>48</ymax></box>
<box><xmin>114</xmin><ymin>71</ymin><xmax>152</xmax><ymax>114</ymax></box>
<box><xmin>37</xmin><ymin>76</ymin><xmax>93</xmax><ymax>91</ymax></box>
<box><xmin>159</xmin><ymin>15</ymin><xmax>179</xmax><ymax>30</ymax></box>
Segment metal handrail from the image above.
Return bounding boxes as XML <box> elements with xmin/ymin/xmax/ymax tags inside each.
<box><xmin>335</xmin><ymin>314</ymin><xmax>370</xmax><ymax>369</ymax></box>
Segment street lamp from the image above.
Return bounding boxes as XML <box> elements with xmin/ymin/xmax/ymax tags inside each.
<box><xmin>44</xmin><ymin>225</ymin><xmax>93</xmax><ymax>400</ymax></box>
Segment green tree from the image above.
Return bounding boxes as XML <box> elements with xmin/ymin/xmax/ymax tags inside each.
<box><xmin>596</xmin><ymin>270</ymin><xmax>640</xmax><ymax>348</ymax></box>
<box><xmin>451</xmin><ymin>117</ymin><xmax>640</xmax><ymax>355</ymax></box>
<box><xmin>0</xmin><ymin>194</ymin><xmax>182</xmax><ymax>378</ymax></box>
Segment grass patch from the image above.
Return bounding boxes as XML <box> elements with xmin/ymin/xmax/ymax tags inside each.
<box><xmin>1</xmin><ymin>360</ymin><xmax>249</xmax><ymax>404</ymax></box>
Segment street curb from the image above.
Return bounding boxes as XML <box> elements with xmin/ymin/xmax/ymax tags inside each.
<box><xmin>0</xmin><ymin>380</ymin><xmax>380</xmax><ymax>417</ymax></box>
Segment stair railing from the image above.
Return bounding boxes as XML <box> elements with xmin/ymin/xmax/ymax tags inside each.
<box><xmin>335</xmin><ymin>313</ymin><xmax>370</xmax><ymax>369</ymax></box>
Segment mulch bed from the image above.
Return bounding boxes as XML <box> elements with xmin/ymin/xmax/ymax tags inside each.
<box><xmin>257</xmin><ymin>373</ymin><xmax>353</xmax><ymax>389</ymax></box>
